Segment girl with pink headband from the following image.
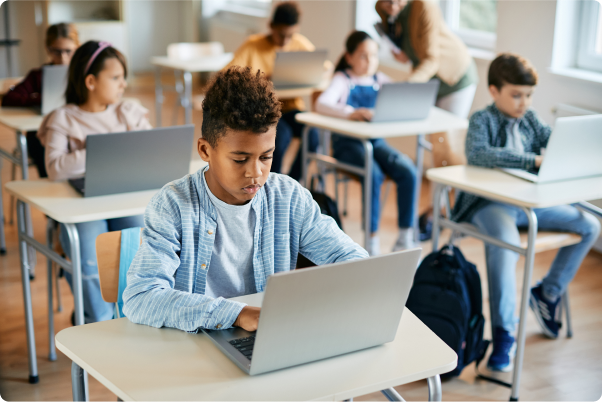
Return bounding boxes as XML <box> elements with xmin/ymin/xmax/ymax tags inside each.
<box><xmin>37</xmin><ymin>40</ymin><xmax>152</xmax><ymax>324</ymax></box>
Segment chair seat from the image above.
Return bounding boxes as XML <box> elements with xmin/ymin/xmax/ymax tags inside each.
<box><xmin>456</xmin><ymin>223</ymin><xmax>582</xmax><ymax>254</ymax></box>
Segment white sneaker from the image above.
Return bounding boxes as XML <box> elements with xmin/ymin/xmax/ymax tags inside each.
<box><xmin>392</xmin><ymin>228</ymin><xmax>418</xmax><ymax>252</ymax></box>
<box><xmin>368</xmin><ymin>235</ymin><xmax>381</xmax><ymax>256</ymax></box>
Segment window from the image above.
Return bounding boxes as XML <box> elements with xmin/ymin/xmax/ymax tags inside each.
<box><xmin>440</xmin><ymin>0</ymin><xmax>497</xmax><ymax>50</ymax></box>
<box><xmin>577</xmin><ymin>0</ymin><xmax>602</xmax><ymax>73</ymax></box>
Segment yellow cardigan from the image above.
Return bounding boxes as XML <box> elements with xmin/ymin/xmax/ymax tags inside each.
<box><xmin>375</xmin><ymin>0</ymin><xmax>472</xmax><ymax>86</ymax></box>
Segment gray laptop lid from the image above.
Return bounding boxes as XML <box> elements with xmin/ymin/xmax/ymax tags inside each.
<box><xmin>372</xmin><ymin>80</ymin><xmax>440</xmax><ymax>122</ymax></box>
<box><xmin>247</xmin><ymin>248</ymin><xmax>421</xmax><ymax>375</ymax></box>
<box><xmin>271</xmin><ymin>50</ymin><xmax>328</xmax><ymax>88</ymax></box>
<box><xmin>83</xmin><ymin>125</ymin><xmax>194</xmax><ymax>197</ymax></box>
<box><xmin>536</xmin><ymin>114</ymin><xmax>602</xmax><ymax>183</ymax></box>
<box><xmin>41</xmin><ymin>65</ymin><xmax>68</xmax><ymax>115</ymax></box>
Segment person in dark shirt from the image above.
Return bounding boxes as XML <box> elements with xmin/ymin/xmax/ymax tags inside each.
<box><xmin>2</xmin><ymin>23</ymin><xmax>80</xmax><ymax>178</ymax></box>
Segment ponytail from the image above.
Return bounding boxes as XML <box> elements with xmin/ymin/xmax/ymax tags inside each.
<box><xmin>335</xmin><ymin>30</ymin><xmax>374</xmax><ymax>72</ymax></box>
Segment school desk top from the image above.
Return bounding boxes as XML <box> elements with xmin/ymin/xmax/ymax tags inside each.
<box><xmin>0</xmin><ymin>107</ymin><xmax>44</xmax><ymax>132</ymax></box>
<box><xmin>295</xmin><ymin>107</ymin><xmax>468</xmax><ymax>140</ymax></box>
<box><xmin>426</xmin><ymin>165</ymin><xmax>602</xmax><ymax>209</ymax></box>
<box><xmin>151</xmin><ymin>53</ymin><xmax>234</xmax><ymax>72</ymax></box>
<box><xmin>56</xmin><ymin>292</ymin><xmax>457</xmax><ymax>401</ymax></box>
<box><xmin>4</xmin><ymin>159</ymin><xmax>207</xmax><ymax>224</ymax></box>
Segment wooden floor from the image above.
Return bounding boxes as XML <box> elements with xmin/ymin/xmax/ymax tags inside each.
<box><xmin>1</xmin><ymin>76</ymin><xmax>601</xmax><ymax>401</ymax></box>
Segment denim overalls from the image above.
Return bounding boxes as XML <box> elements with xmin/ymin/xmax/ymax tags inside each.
<box><xmin>332</xmin><ymin>72</ymin><xmax>418</xmax><ymax>233</ymax></box>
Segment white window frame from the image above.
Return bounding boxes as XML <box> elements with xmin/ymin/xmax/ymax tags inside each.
<box><xmin>577</xmin><ymin>0</ymin><xmax>602</xmax><ymax>73</ymax></box>
<box><xmin>440</xmin><ymin>0</ymin><xmax>497</xmax><ymax>51</ymax></box>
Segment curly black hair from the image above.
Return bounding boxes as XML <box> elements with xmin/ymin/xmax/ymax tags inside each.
<box><xmin>201</xmin><ymin>66</ymin><xmax>282</xmax><ymax>148</ymax></box>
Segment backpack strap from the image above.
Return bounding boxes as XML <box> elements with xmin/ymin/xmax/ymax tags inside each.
<box><xmin>116</xmin><ymin>227</ymin><xmax>142</xmax><ymax>318</ymax></box>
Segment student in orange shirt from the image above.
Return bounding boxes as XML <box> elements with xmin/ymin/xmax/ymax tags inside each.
<box><xmin>226</xmin><ymin>1</ymin><xmax>318</xmax><ymax>181</ymax></box>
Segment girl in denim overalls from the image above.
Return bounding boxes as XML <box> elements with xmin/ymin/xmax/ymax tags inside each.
<box><xmin>316</xmin><ymin>31</ymin><xmax>418</xmax><ymax>256</ymax></box>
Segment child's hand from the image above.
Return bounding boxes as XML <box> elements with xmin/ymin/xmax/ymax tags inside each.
<box><xmin>349</xmin><ymin>108</ymin><xmax>374</xmax><ymax>122</ymax></box>
<box><xmin>392</xmin><ymin>50</ymin><xmax>410</xmax><ymax>63</ymax></box>
<box><xmin>234</xmin><ymin>306</ymin><xmax>261</xmax><ymax>331</ymax></box>
<box><xmin>535</xmin><ymin>155</ymin><xmax>543</xmax><ymax>168</ymax></box>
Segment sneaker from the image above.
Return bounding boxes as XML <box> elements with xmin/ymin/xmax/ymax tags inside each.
<box><xmin>368</xmin><ymin>235</ymin><xmax>380</xmax><ymax>256</ymax></box>
<box><xmin>392</xmin><ymin>228</ymin><xmax>418</xmax><ymax>252</ymax></box>
<box><xmin>487</xmin><ymin>327</ymin><xmax>516</xmax><ymax>372</ymax></box>
<box><xmin>529</xmin><ymin>284</ymin><xmax>561</xmax><ymax>339</ymax></box>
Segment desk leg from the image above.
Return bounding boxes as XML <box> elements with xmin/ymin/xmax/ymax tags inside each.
<box><xmin>16</xmin><ymin>200</ymin><xmax>39</xmax><ymax>384</ymax></box>
<box><xmin>155</xmin><ymin>66</ymin><xmax>163</xmax><ymax>127</ymax></box>
<box><xmin>18</xmin><ymin>130</ymin><xmax>37</xmax><ymax>277</ymax></box>
<box><xmin>46</xmin><ymin>218</ymin><xmax>57</xmax><ymax>361</ymax></box>
<box><xmin>72</xmin><ymin>362</ymin><xmax>89</xmax><ymax>401</ymax></box>
<box><xmin>301</xmin><ymin>126</ymin><xmax>310</xmax><ymax>188</ymax></box>
<box><xmin>431</xmin><ymin>183</ymin><xmax>444</xmax><ymax>252</ymax></box>
<box><xmin>414</xmin><ymin>134</ymin><xmax>430</xmax><ymax>243</ymax></box>
<box><xmin>510</xmin><ymin>208</ymin><xmax>538</xmax><ymax>401</ymax></box>
<box><xmin>427</xmin><ymin>375</ymin><xmax>442</xmax><ymax>401</ymax></box>
<box><xmin>381</xmin><ymin>387</ymin><xmax>406</xmax><ymax>401</ymax></box>
<box><xmin>64</xmin><ymin>223</ymin><xmax>84</xmax><ymax>326</ymax></box>
<box><xmin>362</xmin><ymin>140</ymin><xmax>373</xmax><ymax>252</ymax></box>
<box><xmin>183</xmin><ymin>71</ymin><xmax>193</xmax><ymax>125</ymax></box>
<box><xmin>0</xmin><ymin>157</ymin><xmax>6</xmax><ymax>255</ymax></box>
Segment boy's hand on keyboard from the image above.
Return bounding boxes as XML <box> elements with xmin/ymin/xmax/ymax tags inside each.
<box><xmin>234</xmin><ymin>306</ymin><xmax>261</xmax><ymax>331</ymax></box>
<box><xmin>535</xmin><ymin>155</ymin><xmax>543</xmax><ymax>168</ymax></box>
<box><xmin>349</xmin><ymin>108</ymin><xmax>374</xmax><ymax>122</ymax></box>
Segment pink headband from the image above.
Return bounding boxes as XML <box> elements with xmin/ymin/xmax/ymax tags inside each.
<box><xmin>84</xmin><ymin>41</ymin><xmax>112</xmax><ymax>75</ymax></box>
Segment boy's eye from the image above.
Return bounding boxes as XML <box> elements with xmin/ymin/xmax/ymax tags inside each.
<box><xmin>261</xmin><ymin>155</ymin><xmax>273</xmax><ymax>161</ymax></box>
<box><xmin>234</xmin><ymin>159</ymin><xmax>246</xmax><ymax>164</ymax></box>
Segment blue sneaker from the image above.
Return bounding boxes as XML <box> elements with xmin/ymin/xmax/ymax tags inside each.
<box><xmin>487</xmin><ymin>327</ymin><xmax>516</xmax><ymax>372</ymax></box>
<box><xmin>529</xmin><ymin>284</ymin><xmax>561</xmax><ymax>339</ymax></box>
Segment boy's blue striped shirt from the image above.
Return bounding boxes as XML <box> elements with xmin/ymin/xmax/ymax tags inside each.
<box><xmin>123</xmin><ymin>169</ymin><xmax>369</xmax><ymax>332</ymax></box>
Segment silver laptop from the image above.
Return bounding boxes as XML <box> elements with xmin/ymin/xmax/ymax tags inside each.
<box><xmin>372</xmin><ymin>80</ymin><xmax>440</xmax><ymax>122</ymax></box>
<box><xmin>41</xmin><ymin>65</ymin><xmax>68</xmax><ymax>115</ymax></box>
<box><xmin>203</xmin><ymin>248</ymin><xmax>421</xmax><ymax>375</ymax></box>
<box><xmin>68</xmin><ymin>125</ymin><xmax>194</xmax><ymax>197</ymax></box>
<box><xmin>500</xmin><ymin>114</ymin><xmax>602</xmax><ymax>183</ymax></box>
<box><xmin>271</xmin><ymin>50</ymin><xmax>328</xmax><ymax>89</ymax></box>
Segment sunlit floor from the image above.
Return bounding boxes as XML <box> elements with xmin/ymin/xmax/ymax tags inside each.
<box><xmin>1</xmin><ymin>74</ymin><xmax>601</xmax><ymax>401</ymax></box>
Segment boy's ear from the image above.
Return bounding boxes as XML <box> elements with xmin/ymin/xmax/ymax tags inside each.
<box><xmin>488</xmin><ymin>84</ymin><xmax>500</xmax><ymax>99</ymax></box>
<box><xmin>197</xmin><ymin>138</ymin><xmax>212</xmax><ymax>162</ymax></box>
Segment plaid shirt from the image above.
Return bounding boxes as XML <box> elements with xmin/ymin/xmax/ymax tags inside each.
<box><xmin>452</xmin><ymin>103</ymin><xmax>552</xmax><ymax>222</ymax></box>
<box><xmin>123</xmin><ymin>168</ymin><xmax>368</xmax><ymax>333</ymax></box>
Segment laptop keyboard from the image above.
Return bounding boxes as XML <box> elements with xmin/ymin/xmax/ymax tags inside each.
<box><xmin>229</xmin><ymin>335</ymin><xmax>255</xmax><ymax>360</ymax></box>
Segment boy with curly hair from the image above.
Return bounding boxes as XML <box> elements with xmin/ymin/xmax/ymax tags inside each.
<box><xmin>124</xmin><ymin>66</ymin><xmax>368</xmax><ymax>332</ymax></box>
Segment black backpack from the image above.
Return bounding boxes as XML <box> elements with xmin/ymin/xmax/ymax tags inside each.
<box><xmin>405</xmin><ymin>245</ymin><xmax>489</xmax><ymax>378</ymax></box>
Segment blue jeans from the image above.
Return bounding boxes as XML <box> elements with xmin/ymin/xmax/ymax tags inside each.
<box><xmin>60</xmin><ymin>215</ymin><xmax>144</xmax><ymax>323</ymax></box>
<box><xmin>332</xmin><ymin>135</ymin><xmax>417</xmax><ymax>232</ymax></box>
<box><xmin>471</xmin><ymin>202</ymin><xmax>601</xmax><ymax>333</ymax></box>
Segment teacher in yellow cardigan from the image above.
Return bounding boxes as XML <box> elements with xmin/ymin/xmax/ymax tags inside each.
<box><xmin>375</xmin><ymin>0</ymin><xmax>478</xmax><ymax>119</ymax></box>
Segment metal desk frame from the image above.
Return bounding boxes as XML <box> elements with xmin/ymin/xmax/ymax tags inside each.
<box><xmin>430</xmin><ymin>183</ymin><xmax>581</xmax><ymax>401</ymax></box>
<box><xmin>301</xmin><ymin>127</ymin><xmax>431</xmax><ymax>250</ymax></box>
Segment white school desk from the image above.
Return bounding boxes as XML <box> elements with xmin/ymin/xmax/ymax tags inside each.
<box><xmin>296</xmin><ymin>108</ymin><xmax>468</xmax><ymax>250</ymax></box>
<box><xmin>56</xmin><ymin>292</ymin><xmax>456</xmax><ymax>402</ymax></box>
<box><xmin>151</xmin><ymin>54</ymin><xmax>233</xmax><ymax>127</ymax></box>
<box><xmin>426</xmin><ymin>165</ymin><xmax>602</xmax><ymax>401</ymax></box>
<box><xmin>0</xmin><ymin>107</ymin><xmax>44</xmax><ymax>261</ymax></box>
<box><xmin>4</xmin><ymin>158</ymin><xmax>207</xmax><ymax>384</ymax></box>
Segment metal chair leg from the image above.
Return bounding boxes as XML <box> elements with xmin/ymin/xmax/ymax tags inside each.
<box><xmin>563</xmin><ymin>291</ymin><xmax>573</xmax><ymax>338</ymax></box>
<box><xmin>56</xmin><ymin>263</ymin><xmax>63</xmax><ymax>312</ymax></box>
<box><xmin>46</xmin><ymin>218</ymin><xmax>57</xmax><ymax>361</ymax></box>
<box><xmin>9</xmin><ymin>147</ymin><xmax>17</xmax><ymax>225</ymax></box>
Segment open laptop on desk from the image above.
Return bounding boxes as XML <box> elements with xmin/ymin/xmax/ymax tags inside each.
<box><xmin>499</xmin><ymin>114</ymin><xmax>602</xmax><ymax>183</ymax></box>
<box><xmin>203</xmin><ymin>248</ymin><xmax>421</xmax><ymax>375</ymax></box>
<box><xmin>371</xmin><ymin>80</ymin><xmax>440</xmax><ymax>122</ymax></box>
<box><xmin>271</xmin><ymin>50</ymin><xmax>328</xmax><ymax>89</ymax></box>
<box><xmin>69</xmin><ymin>125</ymin><xmax>194</xmax><ymax>197</ymax></box>
<box><xmin>40</xmin><ymin>65</ymin><xmax>68</xmax><ymax>115</ymax></box>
